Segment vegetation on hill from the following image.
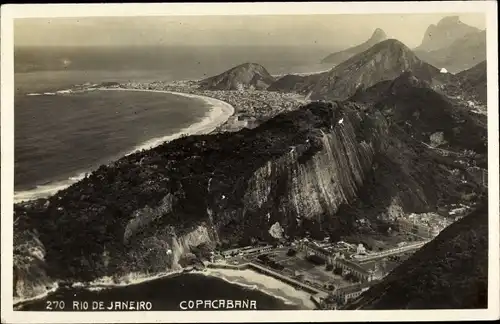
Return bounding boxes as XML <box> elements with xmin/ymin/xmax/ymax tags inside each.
<box><xmin>451</xmin><ymin>60</ymin><xmax>487</xmax><ymax>105</ymax></box>
<box><xmin>14</xmin><ymin>101</ymin><xmax>347</xmax><ymax>280</ymax></box>
<box><xmin>199</xmin><ymin>62</ymin><xmax>276</xmax><ymax>90</ymax></box>
<box><xmin>13</xmin><ymin>53</ymin><xmax>489</xmax><ymax>303</ymax></box>
<box><xmin>345</xmin><ymin>198</ymin><xmax>488</xmax><ymax>309</ymax></box>
<box><xmin>350</xmin><ymin>72</ymin><xmax>487</xmax><ymax>154</ymax></box>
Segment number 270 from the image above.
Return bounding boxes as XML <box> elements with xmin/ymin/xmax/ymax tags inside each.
<box><xmin>46</xmin><ymin>301</ymin><xmax>65</xmax><ymax>310</ymax></box>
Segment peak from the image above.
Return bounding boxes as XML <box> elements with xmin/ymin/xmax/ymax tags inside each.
<box><xmin>437</xmin><ymin>16</ymin><xmax>461</xmax><ymax>26</ymax></box>
<box><xmin>237</xmin><ymin>62</ymin><xmax>264</xmax><ymax>69</ymax></box>
<box><xmin>200</xmin><ymin>62</ymin><xmax>274</xmax><ymax>90</ymax></box>
<box><xmin>371</xmin><ymin>28</ymin><xmax>387</xmax><ymax>40</ymax></box>
<box><xmin>375</xmin><ymin>38</ymin><xmax>411</xmax><ymax>51</ymax></box>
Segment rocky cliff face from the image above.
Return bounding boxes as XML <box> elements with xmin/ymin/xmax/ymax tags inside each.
<box><xmin>321</xmin><ymin>28</ymin><xmax>387</xmax><ymax>64</ymax></box>
<box><xmin>199</xmin><ymin>62</ymin><xmax>276</xmax><ymax>90</ymax></box>
<box><xmin>13</xmin><ymin>101</ymin><xmax>376</xmax><ymax>298</ymax></box>
<box><xmin>415</xmin><ymin>16</ymin><xmax>482</xmax><ymax>52</ymax></box>
<box><xmin>14</xmin><ymin>230</ymin><xmax>54</xmax><ymax>300</ymax></box>
<box><xmin>13</xmin><ymin>96</ymin><xmax>484</xmax><ymax>300</ymax></box>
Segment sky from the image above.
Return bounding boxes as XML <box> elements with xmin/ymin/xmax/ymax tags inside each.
<box><xmin>14</xmin><ymin>13</ymin><xmax>486</xmax><ymax>49</ymax></box>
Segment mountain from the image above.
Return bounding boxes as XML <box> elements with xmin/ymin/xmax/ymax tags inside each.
<box><xmin>350</xmin><ymin>72</ymin><xmax>487</xmax><ymax>155</ymax></box>
<box><xmin>321</xmin><ymin>28</ymin><xmax>388</xmax><ymax>64</ymax></box>
<box><xmin>198</xmin><ymin>63</ymin><xmax>276</xmax><ymax>90</ymax></box>
<box><xmin>415</xmin><ymin>30</ymin><xmax>486</xmax><ymax>73</ymax></box>
<box><xmin>14</xmin><ymin>96</ymin><xmax>486</xmax><ymax>299</ymax></box>
<box><xmin>415</xmin><ymin>16</ymin><xmax>482</xmax><ymax>52</ymax></box>
<box><xmin>345</xmin><ymin>198</ymin><xmax>488</xmax><ymax>309</ymax></box>
<box><xmin>313</xmin><ymin>39</ymin><xmax>441</xmax><ymax>101</ymax></box>
<box><xmin>271</xmin><ymin>40</ymin><xmax>441</xmax><ymax>101</ymax></box>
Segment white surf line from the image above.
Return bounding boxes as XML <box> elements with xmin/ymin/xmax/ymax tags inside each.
<box><xmin>14</xmin><ymin>88</ymin><xmax>235</xmax><ymax>203</ymax></box>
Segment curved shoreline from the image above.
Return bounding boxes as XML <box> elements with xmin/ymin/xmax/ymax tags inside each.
<box><xmin>200</xmin><ymin>268</ymin><xmax>317</xmax><ymax>310</ymax></box>
<box><xmin>14</xmin><ymin>88</ymin><xmax>235</xmax><ymax>203</ymax></box>
<box><xmin>15</xmin><ymin>267</ymin><xmax>316</xmax><ymax>311</ymax></box>
<box><xmin>99</xmin><ymin>88</ymin><xmax>235</xmax><ymax>157</ymax></box>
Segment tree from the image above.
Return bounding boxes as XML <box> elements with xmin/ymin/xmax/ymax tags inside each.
<box><xmin>326</xmin><ymin>264</ymin><xmax>333</xmax><ymax>271</ymax></box>
<box><xmin>333</xmin><ymin>267</ymin><xmax>343</xmax><ymax>275</ymax></box>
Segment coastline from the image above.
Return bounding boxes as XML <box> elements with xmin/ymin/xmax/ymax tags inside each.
<box><xmin>13</xmin><ymin>268</ymin><xmax>186</xmax><ymax>308</ymax></box>
<box><xmin>14</xmin><ymin>88</ymin><xmax>235</xmax><ymax>203</ymax></box>
<box><xmin>14</xmin><ymin>267</ymin><xmax>317</xmax><ymax>310</ymax></box>
<box><xmin>99</xmin><ymin>88</ymin><xmax>235</xmax><ymax>156</ymax></box>
<box><xmin>199</xmin><ymin>268</ymin><xmax>317</xmax><ymax>310</ymax></box>
<box><xmin>14</xmin><ymin>87</ymin><xmax>314</xmax><ymax>311</ymax></box>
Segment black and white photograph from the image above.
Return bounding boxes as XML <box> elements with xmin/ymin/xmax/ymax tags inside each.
<box><xmin>1</xmin><ymin>2</ymin><xmax>499</xmax><ymax>323</ymax></box>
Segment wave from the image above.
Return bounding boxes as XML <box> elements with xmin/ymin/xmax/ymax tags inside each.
<box><xmin>13</xmin><ymin>267</ymin><xmax>309</xmax><ymax>309</ymax></box>
<box><xmin>203</xmin><ymin>271</ymin><xmax>296</xmax><ymax>306</ymax></box>
<box><xmin>13</xmin><ymin>282</ymin><xmax>59</xmax><ymax>309</ymax></box>
<box><xmin>199</xmin><ymin>268</ymin><xmax>314</xmax><ymax>308</ymax></box>
<box><xmin>14</xmin><ymin>172</ymin><xmax>87</xmax><ymax>203</ymax></box>
<box><xmin>43</xmin><ymin>92</ymin><xmax>56</xmax><ymax>96</ymax></box>
<box><xmin>13</xmin><ymin>89</ymin><xmax>235</xmax><ymax>204</ymax></box>
<box><xmin>113</xmin><ymin>89</ymin><xmax>235</xmax><ymax>156</ymax></box>
<box><xmin>83</xmin><ymin>270</ymin><xmax>185</xmax><ymax>292</ymax></box>
<box><xmin>26</xmin><ymin>93</ymin><xmax>42</xmax><ymax>96</ymax></box>
<box><xmin>56</xmin><ymin>89</ymin><xmax>73</xmax><ymax>94</ymax></box>
<box><xmin>13</xmin><ymin>270</ymin><xmax>182</xmax><ymax>307</ymax></box>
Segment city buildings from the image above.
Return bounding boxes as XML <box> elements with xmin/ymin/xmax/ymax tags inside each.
<box><xmin>333</xmin><ymin>282</ymin><xmax>372</xmax><ymax>304</ymax></box>
<box><xmin>396</xmin><ymin>212</ymin><xmax>452</xmax><ymax>239</ymax></box>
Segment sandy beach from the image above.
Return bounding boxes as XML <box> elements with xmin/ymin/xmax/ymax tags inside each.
<box><xmin>14</xmin><ymin>267</ymin><xmax>317</xmax><ymax>310</ymax></box>
<box><xmin>14</xmin><ymin>88</ymin><xmax>235</xmax><ymax>203</ymax></box>
<box><xmin>200</xmin><ymin>268</ymin><xmax>317</xmax><ymax>310</ymax></box>
<box><xmin>98</xmin><ymin>88</ymin><xmax>235</xmax><ymax>155</ymax></box>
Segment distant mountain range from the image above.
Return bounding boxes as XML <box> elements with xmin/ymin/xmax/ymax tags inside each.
<box><xmin>318</xmin><ymin>16</ymin><xmax>485</xmax><ymax>74</ymax></box>
<box><xmin>414</xmin><ymin>16</ymin><xmax>486</xmax><ymax>73</ymax></box>
<box><xmin>199</xmin><ymin>62</ymin><xmax>276</xmax><ymax>91</ymax></box>
<box><xmin>321</xmin><ymin>28</ymin><xmax>387</xmax><ymax>65</ymax></box>
<box><xmin>271</xmin><ymin>39</ymin><xmax>440</xmax><ymax>101</ymax></box>
<box><xmin>415</xmin><ymin>16</ymin><xmax>482</xmax><ymax>52</ymax></box>
<box><xmin>206</xmin><ymin>34</ymin><xmax>486</xmax><ymax>108</ymax></box>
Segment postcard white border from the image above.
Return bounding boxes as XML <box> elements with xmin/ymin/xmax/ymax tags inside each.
<box><xmin>1</xmin><ymin>1</ymin><xmax>499</xmax><ymax>323</ymax></box>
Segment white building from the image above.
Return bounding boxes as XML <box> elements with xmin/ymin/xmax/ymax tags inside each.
<box><xmin>356</xmin><ymin>244</ymin><xmax>367</xmax><ymax>255</ymax></box>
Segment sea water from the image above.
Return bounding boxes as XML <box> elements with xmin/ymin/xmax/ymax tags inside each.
<box><xmin>13</xmin><ymin>44</ymin><xmax>330</xmax><ymax>309</ymax></box>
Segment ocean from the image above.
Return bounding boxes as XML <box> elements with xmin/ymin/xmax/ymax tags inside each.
<box><xmin>14</xmin><ymin>45</ymin><xmax>332</xmax><ymax>201</ymax></box>
<box><xmin>16</xmin><ymin>274</ymin><xmax>299</xmax><ymax>311</ymax></box>
<box><xmin>13</xmin><ymin>45</ymin><xmax>331</xmax><ymax>310</ymax></box>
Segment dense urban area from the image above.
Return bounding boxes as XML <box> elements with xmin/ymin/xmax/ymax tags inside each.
<box><xmin>106</xmin><ymin>80</ymin><xmax>306</xmax><ymax>133</ymax></box>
